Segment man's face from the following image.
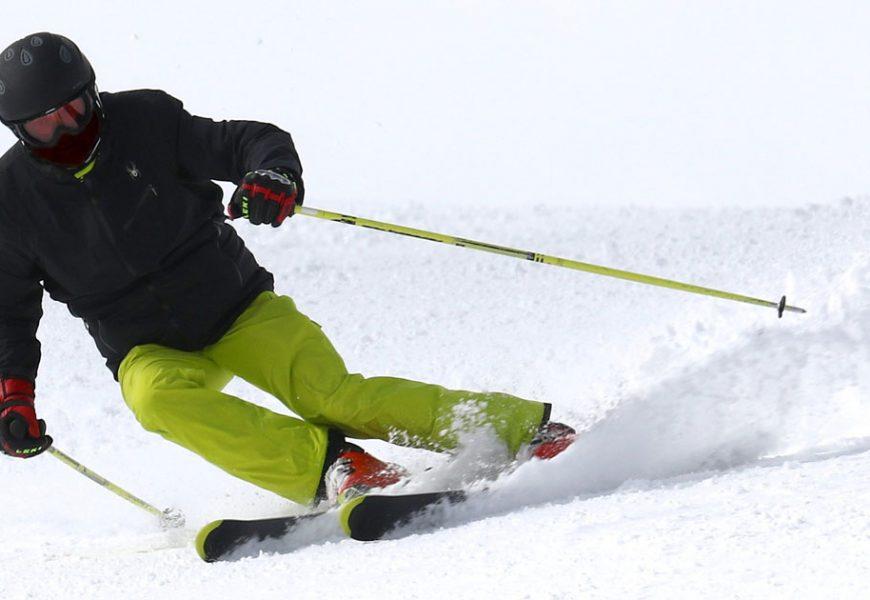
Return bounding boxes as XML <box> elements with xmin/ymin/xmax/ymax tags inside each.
<box><xmin>12</xmin><ymin>88</ymin><xmax>101</xmax><ymax>168</ymax></box>
<box><xmin>20</xmin><ymin>93</ymin><xmax>91</xmax><ymax>148</ymax></box>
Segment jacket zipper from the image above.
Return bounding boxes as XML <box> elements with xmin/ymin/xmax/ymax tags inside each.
<box><xmin>123</xmin><ymin>184</ymin><xmax>158</xmax><ymax>231</ymax></box>
<box><xmin>86</xmin><ymin>190</ymin><xmax>182</xmax><ymax>332</ymax></box>
<box><xmin>89</xmin><ymin>195</ymin><xmax>138</xmax><ymax>277</ymax></box>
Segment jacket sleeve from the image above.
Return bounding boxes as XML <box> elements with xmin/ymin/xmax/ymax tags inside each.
<box><xmin>164</xmin><ymin>92</ymin><xmax>303</xmax><ymax>185</ymax></box>
<box><xmin>0</xmin><ymin>236</ymin><xmax>43</xmax><ymax>382</ymax></box>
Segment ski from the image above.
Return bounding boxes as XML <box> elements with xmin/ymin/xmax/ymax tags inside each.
<box><xmin>339</xmin><ymin>489</ymin><xmax>467</xmax><ymax>541</ymax></box>
<box><xmin>195</xmin><ymin>511</ymin><xmax>327</xmax><ymax>562</ymax></box>
<box><xmin>196</xmin><ymin>489</ymin><xmax>467</xmax><ymax>562</ymax></box>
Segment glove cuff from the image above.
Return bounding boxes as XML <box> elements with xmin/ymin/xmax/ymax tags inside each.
<box><xmin>266</xmin><ymin>166</ymin><xmax>298</xmax><ymax>180</ymax></box>
<box><xmin>0</xmin><ymin>377</ymin><xmax>35</xmax><ymax>401</ymax></box>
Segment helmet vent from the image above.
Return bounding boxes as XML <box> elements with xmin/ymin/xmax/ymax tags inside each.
<box><xmin>30</xmin><ymin>36</ymin><xmax>43</xmax><ymax>47</ymax></box>
<box><xmin>59</xmin><ymin>45</ymin><xmax>72</xmax><ymax>64</ymax></box>
<box><xmin>20</xmin><ymin>49</ymin><xmax>32</xmax><ymax>66</ymax></box>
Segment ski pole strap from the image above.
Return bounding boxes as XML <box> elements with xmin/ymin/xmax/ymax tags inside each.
<box><xmin>47</xmin><ymin>446</ymin><xmax>164</xmax><ymax>518</ymax></box>
<box><xmin>295</xmin><ymin>206</ymin><xmax>806</xmax><ymax>317</ymax></box>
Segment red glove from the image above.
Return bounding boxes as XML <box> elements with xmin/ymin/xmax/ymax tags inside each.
<box><xmin>0</xmin><ymin>378</ymin><xmax>52</xmax><ymax>458</ymax></box>
<box><xmin>228</xmin><ymin>169</ymin><xmax>301</xmax><ymax>227</ymax></box>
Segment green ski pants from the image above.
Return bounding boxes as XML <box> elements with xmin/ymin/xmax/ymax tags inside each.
<box><xmin>118</xmin><ymin>291</ymin><xmax>546</xmax><ymax>504</ymax></box>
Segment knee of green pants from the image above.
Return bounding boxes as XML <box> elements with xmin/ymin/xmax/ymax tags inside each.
<box><xmin>124</xmin><ymin>386</ymin><xmax>182</xmax><ymax>433</ymax></box>
<box><xmin>119</xmin><ymin>343</ymin><xmax>330</xmax><ymax>504</ymax></box>
<box><xmin>119</xmin><ymin>344</ymin><xmax>233</xmax><ymax>431</ymax></box>
<box><xmin>287</xmin><ymin>345</ymin><xmax>349</xmax><ymax>420</ymax></box>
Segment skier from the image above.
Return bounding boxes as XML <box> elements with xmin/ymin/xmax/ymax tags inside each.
<box><xmin>0</xmin><ymin>32</ymin><xmax>576</xmax><ymax>506</ymax></box>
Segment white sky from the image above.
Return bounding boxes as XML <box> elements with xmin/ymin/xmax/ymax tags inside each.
<box><xmin>3</xmin><ymin>1</ymin><xmax>870</xmax><ymax>209</ymax></box>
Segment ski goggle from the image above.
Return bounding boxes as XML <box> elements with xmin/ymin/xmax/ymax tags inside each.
<box><xmin>16</xmin><ymin>91</ymin><xmax>94</xmax><ymax>148</ymax></box>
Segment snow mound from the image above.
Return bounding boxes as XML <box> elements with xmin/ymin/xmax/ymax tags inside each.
<box><xmin>415</xmin><ymin>257</ymin><xmax>870</xmax><ymax>524</ymax></box>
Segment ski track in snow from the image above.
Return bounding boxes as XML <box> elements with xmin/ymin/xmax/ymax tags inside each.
<box><xmin>1</xmin><ymin>198</ymin><xmax>869</xmax><ymax>598</ymax></box>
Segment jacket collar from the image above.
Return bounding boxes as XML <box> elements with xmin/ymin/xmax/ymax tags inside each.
<box><xmin>22</xmin><ymin>128</ymin><xmax>110</xmax><ymax>184</ymax></box>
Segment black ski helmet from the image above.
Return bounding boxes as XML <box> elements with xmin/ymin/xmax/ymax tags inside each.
<box><xmin>0</xmin><ymin>32</ymin><xmax>95</xmax><ymax>125</ymax></box>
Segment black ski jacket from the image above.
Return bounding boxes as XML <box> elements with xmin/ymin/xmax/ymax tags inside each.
<box><xmin>0</xmin><ymin>89</ymin><xmax>303</xmax><ymax>380</ymax></box>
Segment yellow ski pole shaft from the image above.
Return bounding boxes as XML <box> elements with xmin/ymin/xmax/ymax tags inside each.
<box><xmin>47</xmin><ymin>446</ymin><xmax>185</xmax><ymax>528</ymax></box>
<box><xmin>296</xmin><ymin>206</ymin><xmax>806</xmax><ymax>317</ymax></box>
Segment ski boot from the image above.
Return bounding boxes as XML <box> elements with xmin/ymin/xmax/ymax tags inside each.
<box><xmin>324</xmin><ymin>443</ymin><xmax>408</xmax><ymax>504</ymax></box>
<box><xmin>528</xmin><ymin>421</ymin><xmax>577</xmax><ymax>460</ymax></box>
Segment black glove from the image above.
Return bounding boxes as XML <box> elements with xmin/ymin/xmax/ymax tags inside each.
<box><xmin>0</xmin><ymin>378</ymin><xmax>52</xmax><ymax>458</ymax></box>
<box><xmin>228</xmin><ymin>169</ymin><xmax>302</xmax><ymax>227</ymax></box>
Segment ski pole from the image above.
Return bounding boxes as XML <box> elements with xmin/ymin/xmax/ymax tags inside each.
<box><xmin>296</xmin><ymin>206</ymin><xmax>806</xmax><ymax>317</ymax></box>
<box><xmin>47</xmin><ymin>446</ymin><xmax>185</xmax><ymax>528</ymax></box>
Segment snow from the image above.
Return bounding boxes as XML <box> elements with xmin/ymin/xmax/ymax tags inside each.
<box><xmin>2</xmin><ymin>3</ymin><xmax>870</xmax><ymax>599</ymax></box>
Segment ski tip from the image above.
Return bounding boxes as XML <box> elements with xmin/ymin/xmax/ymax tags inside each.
<box><xmin>195</xmin><ymin>519</ymin><xmax>225</xmax><ymax>563</ymax></box>
<box><xmin>340</xmin><ymin>490</ymin><xmax>468</xmax><ymax>542</ymax></box>
<box><xmin>337</xmin><ymin>495</ymin><xmax>367</xmax><ymax>537</ymax></box>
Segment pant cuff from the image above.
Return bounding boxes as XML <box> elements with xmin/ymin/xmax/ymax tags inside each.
<box><xmin>313</xmin><ymin>428</ymin><xmax>347</xmax><ymax>504</ymax></box>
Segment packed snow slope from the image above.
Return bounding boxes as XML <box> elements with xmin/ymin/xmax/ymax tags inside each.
<box><xmin>2</xmin><ymin>2</ymin><xmax>870</xmax><ymax>599</ymax></box>
<box><xmin>2</xmin><ymin>200</ymin><xmax>868</xmax><ymax>599</ymax></box>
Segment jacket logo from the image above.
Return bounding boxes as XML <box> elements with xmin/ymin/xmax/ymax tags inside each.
<box><xmin>126</xmin><ymin>162</ymin><xmax>140</xmax><ymax>179</ymax></box>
